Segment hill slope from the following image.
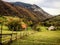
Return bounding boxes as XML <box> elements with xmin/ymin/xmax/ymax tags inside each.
<box><xmin>12</xmin><ymin>2</ymin><xmax>52</xmax><ymax>21</ymax></box>
<box><xmin>44</xmin><ymin>15</ymin><xmax>60</xmax><ymax>26</ymax></box>
<box><xmin>0</xmin><ymin>0</ymin><xmax>52</xmax><ymax>22</ymax></box>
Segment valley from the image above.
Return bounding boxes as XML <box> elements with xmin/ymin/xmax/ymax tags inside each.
<box><xmin>0</xmin><ymin>0</ymin><xmax>60</xmax><ymax>45</ymax></box>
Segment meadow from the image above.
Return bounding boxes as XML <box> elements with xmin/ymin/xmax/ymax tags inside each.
<box><xmin>11</xmin><ymin>31</ymin><xmax>60</xmax><ymax>45</ymax></box>
<box><xmin>1</xmin><ymin>25</ymin><xmax>60</xmax><ymax>45</ymax></box>
<box><xmin>0</xmin><ymin>25</ymin><xmax>35</xmax><ymax>44</ymax></box>
<box><xmin>0</xmin><ymin>16</ymin><xmax>60</xmax><ymax>45</ymax></box>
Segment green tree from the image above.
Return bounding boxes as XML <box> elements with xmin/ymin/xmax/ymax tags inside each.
<box><xmin>7</xmin><ymin>19</ymin><xmax>22</xmax><ymax>31</ymax></box>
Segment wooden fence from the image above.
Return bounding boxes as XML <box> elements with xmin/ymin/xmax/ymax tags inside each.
<box><xmin>0</xmin><ymin>33</ymin><xmax>17</xmax><ymax>45</ymax></box>
<box><xmin>0</xmin><ymin>31</ymin><xmax>36</xmax><ymax>45</ymax></box>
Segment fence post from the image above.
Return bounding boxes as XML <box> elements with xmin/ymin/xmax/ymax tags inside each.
<box><xmin>0</xmin><ymin>22</ymin><xmax>3</xmax><ymax>44</ymax></box>
<box><xmin>0</xmin><ymin>34</ymin><xmax>2</xmax><ymax>45</ymax></box>
<box><xmin>7</xmin><ymin>34</ymin><xmax>12</xmax><ymax>45</ymax></box>
<box><xmin>10</xmin><ymin>34</ymin><xmax>12</xmax><ymax>43</ymax></box>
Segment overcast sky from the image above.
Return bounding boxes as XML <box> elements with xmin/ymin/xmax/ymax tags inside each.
<box><xmin>3</xmin><ymin>0</ymin><xmax>60</xmax><ymax>15</ymax></box>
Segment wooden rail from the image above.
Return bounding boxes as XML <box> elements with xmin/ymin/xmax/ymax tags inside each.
<box><xmin>0</xmin><ymin>31</ymin><xmax>36</xmax><ymax>45</ymax></box>
<box><xmin>0</xmin><ymin>33</ymin><xmax>17</xmax><ymax>45</ymax></box>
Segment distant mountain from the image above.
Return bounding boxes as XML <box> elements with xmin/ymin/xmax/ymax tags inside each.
<box><xmin>12</xmin><ymin>2</ymin><xmax>52</xmax><ymax>21</ymax></box>
<box><xmin>0</xmin><ymin>0</ymin><xmax>52</xmax><ymax>22</ymax></box>
<box><xmin>44</xmin><ymin>15</ymin><xmax>60</xmax><ymax>26</ymax></box>
<box><xmin>11</xmin><ymin>2</ymin><xmax>33</xmax><ymax>8</ymax></box>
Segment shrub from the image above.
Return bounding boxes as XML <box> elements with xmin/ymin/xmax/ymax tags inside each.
<box><xmin>57</xmin><ymin>27</ymin><xmax>60</xmax><ymax>30</ymax></box>
<box><xmin>7</xmin><ymin>19</ymin><xmax>22</xmax><ymax>31</ymax></box>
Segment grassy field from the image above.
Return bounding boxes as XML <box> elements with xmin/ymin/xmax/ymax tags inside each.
<box><xmin>1</xmin><ymin>30</ymin><xmax>36</xmax><ymax>44</ymax></box>
<box><xmin>11</xmin><ymin>31</ymin><xmax>60</xmax><ymax>45</ymax></box>
<box><xmin>1</xmin><ymin>25</ymin><xmax>60</xmax><ymax>45</ymax></box>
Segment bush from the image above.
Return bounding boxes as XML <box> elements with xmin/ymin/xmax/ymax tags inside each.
<box><xmin>33</xmin><ymin>24</ymin><xmax>41</xmax><ymax>31</ymax></box>
<box><xmin>7</xmin><ymin>19</ymin><xmax>22</xmax><ymax>31</ymax></box>
<box><xmin>57</xmin><ymin>27</ymin><xmax>60</xmax><ymax>30</ymax></box>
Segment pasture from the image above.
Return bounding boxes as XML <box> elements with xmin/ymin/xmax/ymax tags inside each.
<box><xmin>0</xmin><ymin>24</ymin><xmax>60</xmax><ymax>45</ymax></box>
<box><xmin>1</xmin><ymin>30</ymin><xmax>35</xmax><ymax>44</ymax></box>
<box><xmin>11</xmin><ymin>31</ymin><xmax>60</xmax><ymax>45</ymax></box>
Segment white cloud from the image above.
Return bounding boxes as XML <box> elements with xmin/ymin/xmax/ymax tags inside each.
<box><xmin>3</xmin><ymin>0</ymin><xmax>44</xmax><ymax>4</ymax></box>
<box><xmin>42</xmin><ymin>7</ymin><xmax>60</xmax><ymax>15</ymax></box>
<box><xmin>51</xmin><ymin>1</ymin><xmax>60</xmax><ymax>9</ymax></box>
<box><xmin>40</xmin><ymin>0</ymin><xmax>60</xmax><ymax>9</ymax></box>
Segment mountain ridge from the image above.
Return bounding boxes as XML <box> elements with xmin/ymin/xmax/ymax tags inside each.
<box><xmin>0</xmin><ymin>0</ymin><xmax>52</xmax><ymax>22</ymax></box>
<box><xmin>44</xmin><ymin>15</ymin><xmax>60</xmax><ymax>27</ymax></box>
<box><xmin>12</xmin><ymin>2</ymin><xmax>52</xmax><ymax>21</ymax></box>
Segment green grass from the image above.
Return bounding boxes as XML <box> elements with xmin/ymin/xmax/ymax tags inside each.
<box><xmin>11</xmin><ymin>31</ymin><xmax>60</xmax><ymax>45</ymax></box>
<box><xmin>2</xmin><ymin>30</ymin><xmax>35</xmax><ymax>43</ymax></box>
<box><xmin>1</xmin><ymin>24</ymin><xmax>60</xmax><ymax>45</ymax></box>
<box><xmin>0</xmin><ymin>25</ymin><xmax>9</xmax><ymax>31</ymax></box>
<box><xmin>0</xmin><ymin>24</ymin><xmax>35</xmax><ymax>44</ymax></box>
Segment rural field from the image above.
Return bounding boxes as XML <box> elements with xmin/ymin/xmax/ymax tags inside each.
<box><xmin>0</xmin><ymin>0</ymin><xmax>60</xmax><ymax>45</ymax></box>
<box><xmin>1</xmin><ymin>25</ymin><xmax>60</xmax><ymax>45</ymax></box>
<box><xmin>0</xmin><ymin>16</ymin><xmax>60</xmax><ymax>45</ymax></box>
<box><xmin>10</xmin><ymin>31</ymin><xmax>60</xmax><ymax>45</ymax></box>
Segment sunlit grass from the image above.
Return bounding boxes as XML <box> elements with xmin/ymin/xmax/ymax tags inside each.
<box><xmin>1</xmin><ymin>24</ymin><xmax>60</xmax><ymax>45</ymax></box>
<box><xmin>1</xmin><ymin>30</ymin><xmax>35</xmax><ymax>43</ymax></box>
<box><xmin>11</xmin><ymin>31</ymin><xmax>60</xmax><ymax>45</ymax></box>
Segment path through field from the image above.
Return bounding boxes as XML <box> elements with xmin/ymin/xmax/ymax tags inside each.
<box><xmin>11</xmin><ymin>31</ymin><xmax>60</xmax><ymax>45</ymax></box>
